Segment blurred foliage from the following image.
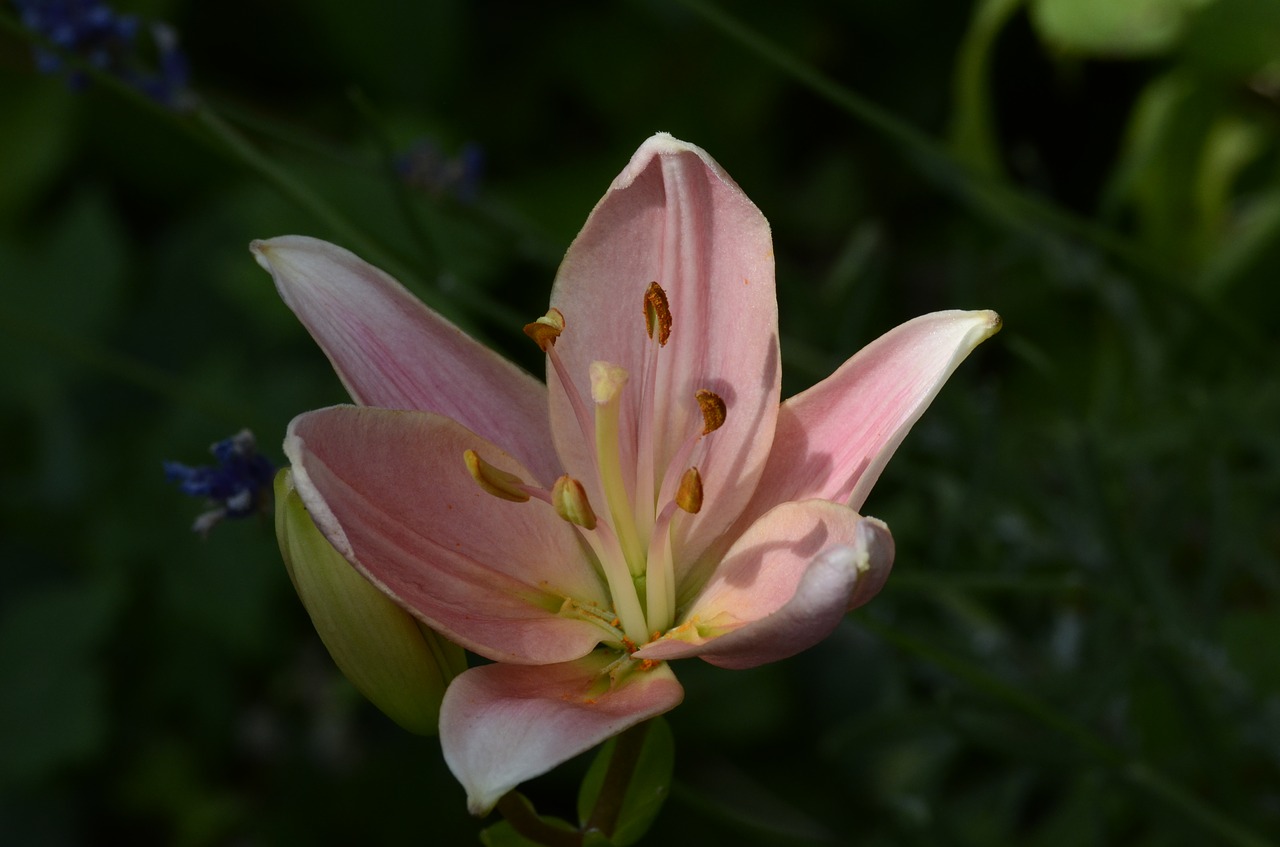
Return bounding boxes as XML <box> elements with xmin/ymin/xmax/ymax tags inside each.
<box><xmin>1</xmin><ymin>0</ymin><xmax>1278</xmax><ymax>844</ymax></box>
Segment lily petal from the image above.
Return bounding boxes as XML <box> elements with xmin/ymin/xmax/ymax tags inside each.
<box><xmin>547</xmin><ymin>134</ymin><xmax>780</xmax><ymax>561</ymax></box>
<box><xmin>635</xmin><ymin>501</ymin><xmax>893</xmax><ymax>670</ymax></box>
<box><xmin>253</xmin><ymin>236</ymin><xmax>558</xmax><ymax>482</ymax></box>
<box><xmin>752</xmin><ymin>310</ymin><xmax>1000</xmax><ymax>514</ymax></box>
<box><xmin>285</xmin><ymin>406</ymin><xmax>610</xmax><ymax>665</ymax></box>
<box><xmin>440</xmin><ymin>652</ymin><xmax>684</xmax><ymax>815</ymax></box>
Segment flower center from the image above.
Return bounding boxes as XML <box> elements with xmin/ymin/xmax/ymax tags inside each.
<box><xmin>465</xmin><ymin>283</ymin><xmax>725</xmax><ymax>647</ymax></box>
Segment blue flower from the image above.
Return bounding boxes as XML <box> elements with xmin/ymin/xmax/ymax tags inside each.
<box><xmin>395</xmin><ymin>139</ymin><xmax>484</xmax><ymax>201</ymax></box>
<box><xmin>14</xmin><ymin>0</ymin><xmax>191</xmax><ymax>109</ymax></box>
<box><xmin>165</xmin><ymin>430</ymin><xmax>275</xmax><ymax>536</ymax></box>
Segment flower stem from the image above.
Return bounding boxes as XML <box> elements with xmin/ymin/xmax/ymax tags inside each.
<box><xmin>584</xmin><ymin>721</ymin><xmax>652</xmax><ymax>838</ymax></box>
<box><xmin>495</xmin><ymin>793</ymin><xmax>582</xmax><ymax>847</ymax></box>
<box><xmin>493</xmin><ymin>721</ymin><xmax>654</xmax><ymax>846</ymax></box>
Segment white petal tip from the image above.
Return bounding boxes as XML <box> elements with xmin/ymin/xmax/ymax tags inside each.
<box><xmin>466</xmin><ymin>791</ymin><xmax>502</xmax><ymax>817</ymax></box>
<box><xmin>979</xmin><ymin>310</ymin><xmax>1003</xmax><ymax>339</ymax></box>
<box><xmin>249</xmin><ymin>238</ymin><xmax>276</xmax><ymax>272</ymax></box>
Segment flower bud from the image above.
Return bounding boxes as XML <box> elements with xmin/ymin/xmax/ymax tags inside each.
<box><xmin>275</xmin><ymin>469</ymin><xmax>465</xmax><ymax>735</ymax></box>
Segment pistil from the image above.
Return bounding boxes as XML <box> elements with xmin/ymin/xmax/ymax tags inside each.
<box><xmin>506</xmin><ymin>293</ymin><xmax>728</xmax><ymax>650</ymax></box>
<box><xmin>590</xmin><ymin>362</ymin><xmax>646</xmax><ymax>576</ymax></box>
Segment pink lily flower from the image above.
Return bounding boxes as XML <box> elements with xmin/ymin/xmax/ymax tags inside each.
<box><xmin>252</xmin><ymin>133</ymin><xmax>1000</xmax><ymax>814</ymax></box>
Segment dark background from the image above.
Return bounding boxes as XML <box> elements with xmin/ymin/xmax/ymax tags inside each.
<box><xmin>2</xmin><ymin>0</ymin><xmax>1278</xmax><ymax>844</ymax></box>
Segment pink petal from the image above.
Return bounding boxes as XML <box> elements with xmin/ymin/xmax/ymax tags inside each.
<box><xmin>440</xmin><ymin>653</ymin><xmax>684</xmax><ymax>815</ymax></box>
<box><xmin>286</xmin><ymin>406</ymin><xmax>610</xmax><ymax>665</ymax></box>
<box><xmin>634</xmin><ymin>501</ymin><xmax>893</xmax><ymax>670</ymax></box>
<box><xmin>253</xmin><ymin>236</ymin><xmax>559</xmax><ymax>483</ymax></box>
<box><xmin>546</xmin><ymin>134</ymin><xmax>780</xmax><ymax>562</ymax></box>
<box><xmin>753</xmin><ymin>310</ymin><xmax>1001</xmax><ymax>514</ymax></box>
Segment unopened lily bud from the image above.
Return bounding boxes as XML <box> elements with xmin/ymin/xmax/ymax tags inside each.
<box><xmin>275</xmin><ymin>470</ymin><xmax>465</xmax><ymax>735</ymax></box>
<box><xmin>551</xmin><ymin>474</ymin><xmax>597</xmax><ymax>529</ymax></box>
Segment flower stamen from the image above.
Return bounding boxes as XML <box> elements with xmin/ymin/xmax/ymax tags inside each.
<box><xmin>527</xmin><ymin>308</ymin><xmax>597</xmax><ymax>460</ymax></box>
<box><xmin>635</xmin><ymin>282</ymin><xmax>671</xmax><ymax>544</ymax></box>
<box><xmin>646</xmin><ymin>466</ymin><xmax>700</xmax><ymax>628</ymax></box>
<box><xmin>695</xmin><ymin>389</ymin><xmax>726</xmax><ymax>435</ymax></box>
<box><xmin>655</xmin><ymin>389</ymin><xmax>725</xmax><ymax>509</ymax></box>
<box><xmin>675</xmin><ymin>466</ymin><xmax>703</xmax><ymax>514</ymax></box>
<box><xmin>643</xmin><ymin>282</ymin><xmax>672</xmax><ymax>345</ymax></box>
<box><xmin>521</xmin><ymin>307</ymin><xmax>564</xmax><ymax>351</ymax></box>
<box><xmin>551</xmin><ymin>474</ymin><xmax>596</xmax><ymax>530</ymax></box>
<box><xmin>463</xmin><ymin>449</ymin><xmax>531</xmax><ymax>502</ymax></box>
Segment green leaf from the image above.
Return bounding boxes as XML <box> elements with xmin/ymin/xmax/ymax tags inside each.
<box><xmin>577</xmin><ymin>718</ymin><xmax>674</xmax><ymax>847</ymax></box>
<box><xmin>1030</xmin><ymin>0</ymin><xmax>1211</xmax><ymax>56</ymax></box>
<box><xmin>948</xmin><ymin>0</ymin><xmax>1024</xmax><ymax>177</ymax></box>
<box><xmin>1181</xmin><ymin>0</ymin><xmax>1280</xmax><ymax>77</ymax></box>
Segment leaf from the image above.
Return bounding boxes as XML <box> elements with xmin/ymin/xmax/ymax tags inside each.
<box><xmin>948</xmin><ymin>0</ymin><xmax>1024</xmax><ymax>177</ymax></box>
<box><xmin>577</xmin><ymin>718</ymin><xmax>674</xmax><ymax>847</ymax></box>
<box><xmin>1030</xmin><ymin>0</ymin><xmax>1210</xmax><ymax>57</ymax></box>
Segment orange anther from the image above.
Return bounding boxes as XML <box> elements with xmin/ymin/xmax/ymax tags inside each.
<box><xmin>643</xmin><ymin>282</ymin><xmax>672</xmax><ymax>345</ymax></box>
<box><xmin>676</xmin><ymin>467</ymin><xmax>703</xmax><ymax>514</ymax></box>
<box><xmin>522</xmin><ymin>307</ymin><xmax>565</xmax><ymax>351</ymax></box>
<box><xmin>696</xmin><ymin>389</ymin><xmax>726</xmax><ymax>435</ymax></box>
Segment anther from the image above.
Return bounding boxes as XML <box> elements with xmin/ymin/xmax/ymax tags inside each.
<box><xmin>463</xmin><ymin>449</ymin><xmax>531</xmax><ymax>502</ymax></box>
<box><xmin>643</xmin><ymin>282</ymin><xmax>672</xmax><ymax>346</ymax></box>
<box><xmin>695</xmin><ymin>389</ymin><xmax>726</xmax><ymax>435</ymax></box>
<box><xmin>676</xmin><ymin>467</ymin><xmax>703</xmax><ymax>514</ymax></box>
<box><xmin>551</xmin><ymin>475</ymin><xmax>597</xmax><ymax>530</ymax></box>
<box><xmin>522</xmin><ymin>307</ymin><xmax>566</xmax><ymax>351</ymax></box>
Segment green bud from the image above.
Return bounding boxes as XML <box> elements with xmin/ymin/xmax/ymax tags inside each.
<box><xmin>274</xmin><ymin>469</ymin><xmax>466</xmax><ymax>735</ymax></box>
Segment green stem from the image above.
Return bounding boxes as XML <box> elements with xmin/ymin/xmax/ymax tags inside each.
<box><xmin>585</xmin><ymin>721</ymin><xmax>652</xmax><ymax>837</ymax></box>
<box><xmin>862</xmin><ymin>617</ymin><xmax>1278</xmax><ymax>847</ymax></box>
<box><xmin>666</xmin><ymin>0</ymin><xmax>1144</xmax><ymax>265</ymax></box>
<box><xmin>190</xmin><ymin>105</ymin><xmax>446</xmax><ymax>302</ymax></box>
<box><xmin>495</xmin><ymin>793</ymin><xmax>582</xmax><ymax>847</ymax></box>
<box><xmin>666</xmin><ymin>0</ymin><xmax>1263</xmax><ymax>356</ymax></box>
<box><xmin>493</xmin><ymin>720</ymin><xmax>653</xmax><ymax>846</ymax></box>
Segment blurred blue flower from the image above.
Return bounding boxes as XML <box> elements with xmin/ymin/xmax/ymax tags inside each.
<box><xmin>165</xmin><ymin>429</ymin><xmax>275</xmax><ymax>536</ymax></box>
<box><xmin>395</xmin><ymin>139</ymin><xmax>483</xmax><ymax>201</ymax></box>
<box><xmin>12</xmin><ymin>0</ymin><xmax>191</xmax><ymax>109</ymax></box>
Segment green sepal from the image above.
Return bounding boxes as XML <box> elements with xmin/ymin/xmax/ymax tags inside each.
<box><xmin>577</xmin><ymin>718</ymin><xmax>674</xmax><ymax>846</ymax></box>
<box><xmin>274</xmin><ymin>469</ymin><xmax>466</xmax><ymax>735</ymax></box>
